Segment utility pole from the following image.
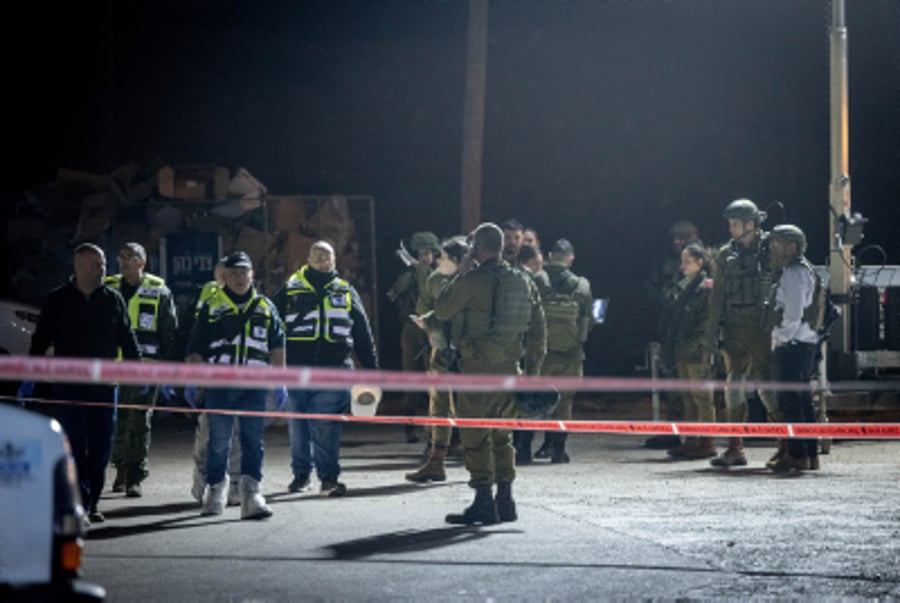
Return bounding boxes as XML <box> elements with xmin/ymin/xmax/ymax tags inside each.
<box><xmin>460</xmin><ymin>0</ymin><xmax>489</xmax><ymax>233</ymax></box>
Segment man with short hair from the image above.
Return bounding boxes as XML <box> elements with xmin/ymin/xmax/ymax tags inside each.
<box><xmin>107</xmin><ymin>242</ymin><xmax>178</xmax><ymax>498</ymax></box>
<box><xmin>523</xmin><ymin>227</ymin><xmax>541</xmax><ymax>251</ymax></box>
<box><xmin>275</xmin><ymin>241</ymin><xmax>378</xmax><ymax>498</ymax></box>
<box><xmin>500</xmin><ymin>218</ymin><xmax>525</xmax><ymax>265</ymax></box>
<box><xmin>27</xmin><ymin>243</ymin><xmax>142</xmax><ymax>523</ymax></box>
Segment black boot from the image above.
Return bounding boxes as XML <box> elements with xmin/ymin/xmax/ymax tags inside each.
<box><xmin>551</xmin><ymin>433</ymin><xmax>570</xmax><ymax>464</ymax></box>
<box><xmin>534</xmin><ymin>433</ymin><xmax>553</xmax><ymax>459</ymax></box>
<box><xmin>514</xmin><ymin>431</ymin><xmax>533</xmax><ymax>465</ymax></box>
<box><xmin>446</xmin><ymin>485</ymin><xmax>499</xmax><ymax>525</ymax></box>
<box><xmin>495</xmin><ymin>481</ymin><xmax>517</xmax><ymax>522</ymax></box>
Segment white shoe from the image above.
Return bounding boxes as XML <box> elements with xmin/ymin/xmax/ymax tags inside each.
<box><xmin>201</xmin><ymin>475</ymin><xmax>229</xmax><ymax>516</ymax></box>
<box><xmin>227</xmin><ymin>478</ymin><xmax>242</xmax><ymax>507</ymax></box>
<box><xmin>240</xmin><ymin>475</ymin><xmax>273</xmax><ymax>520</ymax></box>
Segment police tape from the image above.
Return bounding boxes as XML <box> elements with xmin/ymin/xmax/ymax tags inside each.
<box><xmin>2</xmin><ymin>355</ymin><xmax>898</xmax><ymax>395</ymax></box>
<box><xmin>7</xmin><ymin>396</ymin><xmax>900</xmax><ymax>440</ymax></box>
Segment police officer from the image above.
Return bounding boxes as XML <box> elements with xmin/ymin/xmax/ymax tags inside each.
<box><xmin>405</xmin><ymin>236</ymin><xmax>469</xmax><ymax>483</ymax></box>
<box><xmin>386</xmin><ymin>231</ymin><xmax>440</xmax><ymax>443</ymax></box>
<box><xmin>434</xmin><ymin>223</ymin><xmax>532</xmax><ymax>525</ymax></box>
<box><xmin>185</xmin><ymin>251</ymin><xmax>286</xmax><ymax>519</ymax></box>
<box><xmin>530</xmin><ymin>239</ymin><xmax>595</xmax><ymax>463</ymax></box>
<box><xmin>707</xmin><ymin>199</ymin><xmax>779</xmax><ymax>467</ymax></box>
<box><xmin>274</xmin><ymin>241</ymin><xmax>378</xmax><ymax>498</ymax></box>
<box><xmin>764</xmin><ymin>225</ymin><xmax>823</xmax><ymax>472</ymax></box>
<box><xmin>26</xmin><ymin>243</ymin><xmax>141</xmax><ymax>523</ymax></box>
<box><xmin>107</xmin><ymin>242</ymin><xmax>178</xmax><ymax>498</ymax></box>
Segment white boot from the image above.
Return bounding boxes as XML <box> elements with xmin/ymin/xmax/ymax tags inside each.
<box><xmin>201</xmin><ymin>475</ymin><xmax>229</xmax><ymax>516</ymax></box>
<box><xmin>227</xmin><ymin>475</ymin><xmax>242</xmax><ymax>507</ymax></box>
<box><xmin>191</xmin><ymin>466</ymin><xmax>206</xmax><ymax>503</ymax></box>
<box><xmin>240</xmin><ymin>475</ymin><xmax>273</xmax><ymax>520</ymax></box>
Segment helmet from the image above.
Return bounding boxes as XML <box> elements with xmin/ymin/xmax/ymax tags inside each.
<box><xmin>770</xmin><ymin>224</ymin><xmax>807</xmax><ymax>253</ymax></box>
<box><xmin>723</xmin><ymin>199</ymin><xmax>767</xmax><ymax>225</ymax></box>
<box><xmin>668</xmin><ymin>220</ymin><xmax>698</xmax><ymax>240</ymax></box>
<box><xmin>409</xmin><ymin>231</ymin><xmax>440</xmax><ymax>253</ymax></box>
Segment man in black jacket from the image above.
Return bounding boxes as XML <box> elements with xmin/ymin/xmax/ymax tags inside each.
<box><xmin>27</xmin><ymin>243</ymin><xmax>141</xmax><ymax>523</ymax></box>
<box><xmin>274</xmin><ymin>241</ymin><xmax>378</xmax><ymax>497</ymax></box>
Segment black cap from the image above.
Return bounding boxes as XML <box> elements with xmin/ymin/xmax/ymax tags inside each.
<box><xmin>550</xmin><ymin>238</ymin><xmax>574</xmax><ymax>255</ymax></box>
<box><xmin>224</xmin><ymin>251</ymin><xmax>252</xmax><ymax>269</ymax></box>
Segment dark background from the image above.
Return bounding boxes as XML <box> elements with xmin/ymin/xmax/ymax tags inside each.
<box><xmin>4</xmin><ymin>0</ymin><xmax>899</xmax><ymax>374</ymax></box>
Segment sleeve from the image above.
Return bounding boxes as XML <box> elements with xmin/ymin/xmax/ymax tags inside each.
<box><xmin>575</xmin><ymin>276</ymin><xmax>595</xmax><ymax>340</ymax></box>
<box><xmin>185</xmin><ymin>303</ymin><xmax>211</xmax><ymax>360</ymax></box>
<box><xmin>267</xmin><ymin>301</ymin><xmax>286</xmax><ymax>351</ymax></box>
<box><xmin>157</xmin><ymin>287</ymin><xmax>179</xmax><ymax>361</ymax></box>
<box><xmin>349</xmin><ymin>286</ymin><xmax>379</xmax><ymax>369</ymax></box>
<box><xmin>704</xmin><ymin>252</ymin><xmax>727</xmax><ymax>352</ymax></box>
<box><xmin>433</xmin><ymin>273</ymin><xmax>474</xmax><ymax>322</ymax></box>
<box><xmin>682</xmin><ymin>288</ymin><xmax>710</xmax><ymax>352</ymax></box>
<box><xmin>386</xmin><ymin>270</ymin><xmax>413</xmax><ymax>303</ymax></box>
<box><xmin>115</xmin><ymin>293</ymin><xmax>142</xmax><ymax>361</ymax></box>
<box><xmin>523</xmin><ymin>280</ymin><xmax>547</xmax><ymax>376</ymax></box>
<box><xmin>29</xmin><ymin>291</ymin><xmax>58</xmax><ymax>356</ymax></box>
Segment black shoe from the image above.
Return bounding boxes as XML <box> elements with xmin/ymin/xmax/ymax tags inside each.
<box><xmin>405</xmin><ymin>426</ymin><xmax>420</xmax><ymax>444</ymax></box>
<box><xmin>89</xmin><ymin>511</ymin><xmax>105</xmax><ymax>523</ymax></box>
<box><xmin>644</xmin><ymin>434</ymin><xmax>682</xmax><ymax>450</ymax></box>
<box><xmin>446</xmin><ymin>499</ymin><xmax>499</xmax><ymax>526</ymax></box>
<box><xmin>320</xmin><ymin>480</ymin><xmax>347</xmax><ymax>498</ymax></box>
<box><xmin>288</xmin><ymin>473</ymin><xmax>311</xmax><ymax>493</ymax></box>
<box><xmin>125</xmin><ymin>483</ymin><xmax>142</xmax><ymax>498</ymax></box>
<box><xmin>551</xmin><ymin>450</ymin><xmax>570</xmax><ymax>464</ymax></box>
<box><xmin>515</xmin><ymin>449</ymin><xmax>533</xmax><ymax>465</ymax></box>
<box><xmin>534</xmin><ymin>441</ymin><xmax>552</xmax><ymax>459</ymax></box>
<box><xmin>112</xmin><ymin>472</ymin><xmax>125</xmax><ymax>493</ymax></box>
<box><xmin>496</xmin><ymin>496</ymin><xmax>517</xmax><ymax>522</ymax></box>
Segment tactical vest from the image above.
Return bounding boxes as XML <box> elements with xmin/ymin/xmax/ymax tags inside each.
<box><xmin>762</xmin><ymin>256</ymin><xmax>825</xmax><ymax>333</ymax></box>
<box><xmin>718</xmin><ymin>232</ymin><xmax>771</xmax><ymax>320</ymax></box>
<box><xmin>490</xmin><ymin>261</ymin><xmax>533</xmax><ymax>346</ymax></box>
<box><xmin>202</xmin><ymin>288</ymin><xmax>277</xmax><ymax>367</ymax></box>
<box><xmin>541</xmin><ymin>269</ymin><xmax>581</xmax><ymax>353</ymax></box>
<box><xmin>105</xmin><ymin>273</ymin><xmax>167</xmax><ymax>360</ymax></box>
<box><xmin>281</xmin><ymin>266</ymin><xmax>354</xmax><ymax>345</ymax></box>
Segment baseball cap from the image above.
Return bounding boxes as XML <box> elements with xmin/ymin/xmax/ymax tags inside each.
<box><xmin>350</xmin><ymin>384</ymin><xmax>382</xmax><ymax>417</ymax></box>
<box><xmin>224</xmin><ymin>251</ymin><xmax>252</xmax><ymax>269</ymax></box>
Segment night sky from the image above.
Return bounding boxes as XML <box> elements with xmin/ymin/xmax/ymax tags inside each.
<box><xmin>5</xmin><ymin>1</ymin><xmax>899</xmax><ymax>373</ymax></box>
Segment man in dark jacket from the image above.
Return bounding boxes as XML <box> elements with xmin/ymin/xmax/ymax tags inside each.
<box><xmin>274</xmin><ymin>240</ymin><xmax>379</xmax><ymax>497</ymax></box>
<box><xmin>27</xmin><ymin>243</ymin><xmax>141</xmax><ymax>523</ymax></box>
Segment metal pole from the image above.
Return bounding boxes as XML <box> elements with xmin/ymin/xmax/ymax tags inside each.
<box><xmin>829</xmin><ymin>0</ymin><xmax>853</xmax><ymax>354</ymax></box>
<box><xmin>460</xmin><ymin>0</ymin><xmax>488</xmax><ymax>233</ymax></box>
<box><xmin>649</xmin><ymin>342</ymin><xmax>661</xmax><ymax>421</ymax></box>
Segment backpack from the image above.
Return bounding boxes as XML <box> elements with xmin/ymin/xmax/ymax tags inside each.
<box><xmin>490</xmin><ymin>262</ymin><xmax>533</xmax><ymax>345</ymax></box>
<box><xmin>543</xmin><ymin>271</ymin><xmax>582</xmax><ymax>352</ymax></box>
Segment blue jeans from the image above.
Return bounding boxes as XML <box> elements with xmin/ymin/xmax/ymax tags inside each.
<box><xmin>54</xmin><ymin>384</ymin><xmax>118</xmax><ymax>514</ymax></box>
<box><xmin>206</xmin><ymin>388</ymin><xmax>266</xmax><ymax>484</ymax></box>
<box><xmin>289</xmin><ymin>388</ymin><xmax>350</xmax><ymax>482</ymax></box>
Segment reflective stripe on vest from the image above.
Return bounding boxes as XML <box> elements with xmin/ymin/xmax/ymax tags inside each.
<box><xmin>204</xmin><ymin>288</ymin><xmax>274</xmax><ymax>366</ymax></box>
<box><xmin>105</xmin><ymin>273</ymin><xmax>166</xmax><ymax>360</ymax></box>
<box><xmin>282</xmin><ymin>266</ymin><xmax>353</xmax><ymax>344</ymax></box>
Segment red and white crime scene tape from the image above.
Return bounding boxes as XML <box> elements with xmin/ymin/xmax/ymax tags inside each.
<box><xmin>2</xmin><ymin>356</ymin><xmax>899</xmax><ymax>439</ymax></box>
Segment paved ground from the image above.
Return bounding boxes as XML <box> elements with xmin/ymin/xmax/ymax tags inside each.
<box><xmin>80</xmin><ymin>408</ymin><xmax>900</xmax><ymax>602</ymax></box>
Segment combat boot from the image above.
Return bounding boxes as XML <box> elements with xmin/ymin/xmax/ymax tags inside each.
<box><xmin>534</xmin><ymin>435</ymin><xmax>553</xmax><ymax>459</ymax></box>
<box><xmin>667</xmin><ymin>437</ymin><xmax>698</xmax><ymax>458</ymax></box>
<box><xmin>710</xmin><ymin>437</ymin><xmax>747</xmax><ymax>467</ymax></box>
<box><xmin>495</xmin><ymin>481</ymin><xmax>517</xmax><ymax>523</ymax></box>
<box><xmin>765</xmin><ymin>439</ymin><xmax>788</xmax><ymax>470</ymax></box>
<box><xmin>551</xmin><ymin>433</ymin><xmax>570</xmax><ymax>464</ymax></box>
<box><xmin>514</xmin><ymin>431</ymin><xmax>533</xmax><ymax>465</ymax></box>
<box><xmin>405</xmin><ymin>446</ymin><xmax>447</xmax><ymax>483</ymax></box>
<box><xmin>684</xmin><ymin>437</ymin><xmax>717</xmax><ymax>460</ymax></box>
<box><xmin>240</xmin><ymin>475</ymin><xmax>273</xmax><ymax>519</ymax></box>
<box><xmin>768</xmin><ymin>453</ymin><xmax>810</xmax><ymax>473</ymax></box>
<box><xmin>445</xmin><ymin>485</ymin><xmax>499</xmax><ymax>525</ymax></box>
<box><xmin>201</xmin><ymin>475</ymin><xmax>229</xmax><ymax>516</ymax></box>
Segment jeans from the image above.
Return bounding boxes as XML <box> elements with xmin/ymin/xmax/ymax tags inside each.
<box><xmin>53</xmin><ymin>383</ymin><xmax>118</xmax><ymax>513</ymax></box>
<box><xmin>205</xmin><ymin>388</ymin><xmax>266</xmax><ymax>484</ymax></box>
<box><xmin>774</xmin><ymin>342</ymin><xmax>818</xmax><ymax>460</ymax></box>
<box><xmin>289</xmin><ymin>388</ymin><xmax>350</xmax><ymax>482</ymax></box>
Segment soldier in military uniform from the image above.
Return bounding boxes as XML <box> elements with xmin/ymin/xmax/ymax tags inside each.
<box><xmin>764</xmin><ymin>225</ymin><xmax>824</xmax><ymax>472</ymax></box>
<box><xmin>107</xmin><ymin>242</ymin><xmax>178</xmax><ymax>498</ymax></box>
<box><xmin>707</xmin><ymin>199</ymin><xmax>779</xmax><ymax>467</ymax></box>
<box><xmin>500</xmin><ymin>218</ymin><xmax>525</xmax><ymax>265</ymax></box>
<box><xmin>433</xmin><ymin>223</ymin><xmax>534</xmax><ymax>525</ymax></box>
<box><xmin>386</xmin><ymin>231</ymin><xmax>440</xmax><ymax>443</ymax></box>
<box><xmin>530</xmin><ymin>239</ymin><xmax>595</xmax><ymax>464</ymax></box>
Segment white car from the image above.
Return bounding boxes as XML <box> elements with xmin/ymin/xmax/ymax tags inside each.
<box><xmin>0</xmin><ymin>299</ymin><xmax>40</xmax><ymax>356</ymax></box>
<box><xmin>0</xmin><ymin>404</ymin><xmax>105</xmax><ymax>601</ymax></box>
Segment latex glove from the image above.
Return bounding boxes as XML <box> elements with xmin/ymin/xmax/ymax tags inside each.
<box><xmin>184</xmin><ymin>386</ymin><xmax>200</xmax><ymax>409</ymax></box>
<box><xmin>160</xmin><ymin>385</ymin><xmax>176</xmax><ymax>403</ymax></box>
<box><xmin>274</xmin><ymin>386</ymin><xmax>289</xmax><ymax>412</ymax></box>
<box><xmin>17</xmin><ymin>381</ymin><xmax>35</xmax><ymax>404</ymax></box>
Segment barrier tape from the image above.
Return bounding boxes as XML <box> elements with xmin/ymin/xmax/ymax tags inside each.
<box><xmin>2</xmin><ymin>356</ymin><xmax>898</xmax><ymax>395</ymax></box>
<box><xmin>8</xmin><ymin>396</ymin><xmax>900</xmax><ymax>440</ymax></box>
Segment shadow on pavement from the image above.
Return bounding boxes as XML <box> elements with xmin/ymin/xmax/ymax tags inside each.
<box><xmin>325</xmin><ymin>526</ymin><xmax>522</xmax><ymax>560</ymax></box>
<box><xmin>87</xmin><ymin>514</ymin><xmax>241</xmax><ymax>540</ymax></box>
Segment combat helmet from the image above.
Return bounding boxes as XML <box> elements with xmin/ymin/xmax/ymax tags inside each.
<box><xmin>770</xmin><ymin>224</ymin><xmax>807</xmax><ymax>253</ymax></box>
<box><xmin>723</xmin><ymin>199</ymin><xmax>767</xmax><ymax>225</ymax></box>
<box><xmin>409</xmin><ymin>231</ymin><xmax>441</xmax><ymax>254</ymax></box>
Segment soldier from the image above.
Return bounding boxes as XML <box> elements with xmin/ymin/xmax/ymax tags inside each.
<box><xmin>107</xmin><ymin>242</ymin><xmax>178</xmax><ymax>498</ymax></box>
<box><xmin>433</xmin><ymin>223</ymin><xmax>533</xmax><ymax>525</ymax></box>
<box><xmin>530</xmin><ymin>239</ymin><xmax>595</xmax><ymax>463</ymax></box>
<box><xmin>404</xmin><ymin>236</ymin><xmax>469</xmax><ymax>483</ymax></box>
<box><xmin>386</xmin><ymin>231</ymin><xmax>440</xmax><ymax>443</ymax></box>
<box><xmin>707</xmin><ymin>199</ymin><xmax>779</xmax><ymax>468</ymax></box>
<box><xmin>764</xmin><ymin>225</ymin><xmax>823</xmax><ymax>472</ymax></box>
<box><xmin>523</xmin><ymin>227</ymin><xmax>541</xmax><ymax>251</ymax></box>
<box><xmin>500</xmin><ymin>218</ymin><xmax>525</xmax><ymax>265</ymax></box>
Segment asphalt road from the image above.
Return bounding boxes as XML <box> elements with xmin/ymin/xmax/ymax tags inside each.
<box><xmin>82</xmin><ymin>414</ymin><xmax>900</xmax><ymax>601</ymax></box>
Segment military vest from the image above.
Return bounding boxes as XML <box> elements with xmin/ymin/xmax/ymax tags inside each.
<box><xmin>202</xmin><ymin>287</ymin><xmax>277</xmax><ymax>367</ymax></box>
<box><xmin>717</xmin><ymin>232</ymin><xmax>772</xmax><ymax>320</ymax></box>
<box><xmin>541</xmin><ymin>269</ymin><xmax>582</xmax><ymax>353</ymax></box>
<box><xmin>762</xmin><ymin>256</ymin><xmax>825</xmax><ymax>333</ymax></box>
<box><xmin>281</xmin><ymin>265</ymin><xmax>354</xmax><ymax>345</ymax></box>
<box><xmin>105</xmin><ymin>273</ymin><xmax>167</xmax><ymax>360</ymax></box>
